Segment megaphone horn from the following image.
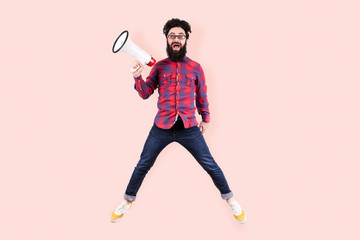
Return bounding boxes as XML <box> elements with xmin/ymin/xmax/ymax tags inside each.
<box><xmin>112</xmin><ymin>30</ymin><xmax>156</xmax><ymax>72</ymax></box>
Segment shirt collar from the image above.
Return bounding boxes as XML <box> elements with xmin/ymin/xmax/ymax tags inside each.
<box><xmin>166</xmin><ymin>56</ymin><xmax>189</xmax><ymax>63</ymax></box>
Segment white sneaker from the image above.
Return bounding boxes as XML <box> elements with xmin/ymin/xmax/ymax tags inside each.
<box><xmin>110</xmin><ymin>201</ymin><xmax>133</xmax><ymax>222</ymax></box>
<box><xmin>229</xmin><ymin>201</ymin><xmax>247</xmax><ymax>223</ymax></box>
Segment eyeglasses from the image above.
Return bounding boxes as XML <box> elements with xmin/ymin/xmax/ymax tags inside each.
<box><xmin>167</xmin><ymin>34</ymin><xmax>187</xmax><ymax>40</ymax></box>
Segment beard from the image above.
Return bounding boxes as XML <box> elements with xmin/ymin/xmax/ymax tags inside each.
<box><xmin>166</xmin><ymin>41</ymin><xmax>187</xmax><ymax>62</ymax></box>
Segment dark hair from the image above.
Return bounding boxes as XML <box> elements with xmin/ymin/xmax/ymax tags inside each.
<box><xmin>163</xmin><ymin>18</ymin><xmax>192</xmax><ymax>39</ymax></box>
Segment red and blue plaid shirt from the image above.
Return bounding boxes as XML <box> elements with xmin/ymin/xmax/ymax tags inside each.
<box><xmin>134</xmin><ymin>56</ymin><xmax>210</xmax><ymax>129</ymax></box>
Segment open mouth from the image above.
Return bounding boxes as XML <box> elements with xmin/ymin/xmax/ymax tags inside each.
<box><xmin>172</xmin><ymin>43</ymin><xmax>181</xmax><ymax>50</ymax></box>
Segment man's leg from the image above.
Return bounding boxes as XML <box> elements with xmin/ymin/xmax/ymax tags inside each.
<box><xmin>111</xmin><ymin>124</ymin><xmax>173</xmax><ymax>222</ymax></box>
<box><xmin>124</xmin><ymin>124</ymin><xmax>172</xmax><ymax>202</ymax></box>
<box><xmin>176</xmin><ymin>126</ymin><xmax>233</xmax><ymax>200</ymax></box>
<box><xmin>176</xmin><ymin>125</ymin><xmax>247</xmax><ymax>223</ymax></box>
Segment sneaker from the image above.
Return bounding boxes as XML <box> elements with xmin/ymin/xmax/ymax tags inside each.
<box><xmin>229</xmin><ymin>201</ymin><xmax>247</xmax><ymax>223</ymax></box>
<box><xmin>110</xmin><ymin>201</ymin><xmax>133</xmax><ymax>222</ymax></box>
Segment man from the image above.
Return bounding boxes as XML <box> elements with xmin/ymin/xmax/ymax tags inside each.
<box><xmin>111</xmin><ymin>18</ymin><xmax>246</xmax><ymax>223</ymax></box>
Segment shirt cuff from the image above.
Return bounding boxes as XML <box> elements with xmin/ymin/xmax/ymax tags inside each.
<box><xmin>134</xmin><ymin>75</ymin><xmax>142</xmax><ymax>81</ymax></box>
<box><xmin>202</xmin><ymin>114</ymin><xmax>210</xmax><ymax>123</ymax></box>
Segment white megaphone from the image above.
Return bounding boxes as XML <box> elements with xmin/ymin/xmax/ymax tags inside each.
<box><xmin>112</xmin><ymin>30</ymin><xmax>156</xmax><ymax>72</ymax></box>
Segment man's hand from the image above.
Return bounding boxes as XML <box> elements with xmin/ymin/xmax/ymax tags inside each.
<box><xmin>199</xmin><ymin>121</ymin><xmax>210</xmax><ymax>134</ymax></box>
<box><xmin>131</xmin><ymin>60</ymin><xmax>144</xmax><ymax>77</ymax></box>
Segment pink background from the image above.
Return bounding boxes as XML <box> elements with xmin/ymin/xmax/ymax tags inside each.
<box><xmin>1</xmin><ymin>0</ymin><xmax>359</xmax><ymax>239</ymax></box>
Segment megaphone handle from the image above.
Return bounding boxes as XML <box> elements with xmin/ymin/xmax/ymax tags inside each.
<box><xmin>130</xmin><ymin>62</ymin><xmax>145</xmax><ymax>73</ymax></box>
<box><xmin>130</xmin><ymin>65</ymin><xmax>140</xmax><ymax>73</ymax></box>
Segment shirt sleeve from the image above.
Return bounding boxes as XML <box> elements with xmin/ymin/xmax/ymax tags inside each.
<box><xmin>133</xmin><ymin>64</ymin><xmax>158</xmax><ymax>99</ymax></box>
<box><xmin>195</xmin><ymin>65</ymin><xmax>210</xmax><ymax>123</ymax></box>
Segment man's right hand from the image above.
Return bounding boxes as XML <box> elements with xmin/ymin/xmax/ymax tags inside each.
<box><xmin>131</xmin><ymin>60</ymin><xmax>144</xmax><ymax>78</ymax></box>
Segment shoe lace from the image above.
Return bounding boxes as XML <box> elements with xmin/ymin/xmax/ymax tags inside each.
<box><xmin>229</xmin><ymin>202</ymin><xmax>242</xmax><ymax>216</ymax></box>
<box><xmin>115</xmin><ymin>202</ymin><xmax>131</xmax><ymax>215</ymax></box>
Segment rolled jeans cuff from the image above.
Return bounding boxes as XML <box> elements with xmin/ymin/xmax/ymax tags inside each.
<box><xmin>124</xmin><ymin>194</ymin><xmax>136</xmax><ymax>202</ymax></box>
<box><xmin>221</xmin><ymin>191</ymin><xmax>233</xmax><ymax>200</ymax></box>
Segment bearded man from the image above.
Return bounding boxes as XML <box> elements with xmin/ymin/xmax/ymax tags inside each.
<box><xmin>111</xmin><ymin>18</ymin><xmax>246</xmax><ymax>224</ymax></box>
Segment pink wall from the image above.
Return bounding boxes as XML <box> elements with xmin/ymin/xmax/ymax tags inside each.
<box><xmin>1</xmin><ymin>0</ymin><xmax>359</xmax><ymax>239</ymax></box>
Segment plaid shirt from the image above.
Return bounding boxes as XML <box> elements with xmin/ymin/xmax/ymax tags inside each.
<box><xmin>134</xmin><ymin>56</ymin><xmax>210</xmax><ymax>129</ymax></box>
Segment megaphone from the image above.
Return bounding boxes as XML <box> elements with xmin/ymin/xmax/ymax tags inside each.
<box><xmin>112</xmin><ymin>30</ymin><xmax>156</xmax><ymax>72</ymax></box>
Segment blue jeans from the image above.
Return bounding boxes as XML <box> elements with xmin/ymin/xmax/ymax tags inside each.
<box><xmin>124</xmin><ymin>118</ymin><xmax>233</xmax><ymax>201</ymax></box>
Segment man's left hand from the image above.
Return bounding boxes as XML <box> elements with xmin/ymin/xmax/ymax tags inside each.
<box><xmin>199</xmin><ymin>121</ymin><xmax>210</xmax><ymax>134</ymax></box>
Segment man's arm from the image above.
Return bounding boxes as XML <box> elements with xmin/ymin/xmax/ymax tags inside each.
<box><xmin>132</xmin><ymin>61</ymin><xmax>158</xmax><ymax>99</ymax></box>
<box><xmin>196</xmin><ymin>65</ymin><xmax>210</xmax><ymax>133</ymax></box>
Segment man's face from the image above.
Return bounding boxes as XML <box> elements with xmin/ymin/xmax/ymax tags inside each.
<box><xmin>167</xmin><ymin>27</ymin><xmax>187</xmax><ymax>51</ymax></box>
<box><xmin>166</xmin><ymin>27</ymin><xmax>187</xmax><ymax>61</ymax></box>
